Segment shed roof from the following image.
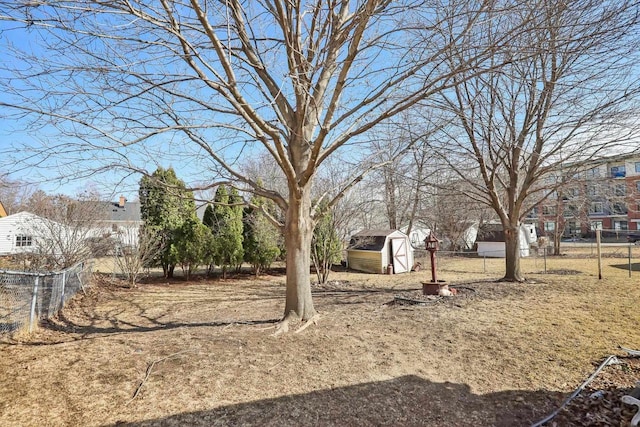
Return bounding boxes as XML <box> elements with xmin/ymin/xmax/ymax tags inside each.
<box><xmin>349</xmin><ymin>235</ymin><xmax>387</xmax><ymax>251</ymax></box>
<box><xmin>476</xmin><ymin>224</ymin><xmax>505</xmax><ymax>242</ymax></box>
<box><xmin>349</xmin><ymin>229</ymin><xmax>407</xmax><ymax>251</ymax></box>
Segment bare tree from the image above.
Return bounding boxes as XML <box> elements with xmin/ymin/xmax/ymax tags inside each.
<box><xmin>369</xmin><ymin>122</ymin><xmax>428</xmax><ymax>231</ymax></box>
<box><xmin>0</xmin><ymin>1</ymin><xmax>512</xmax><ymax>329</ymax></box>
<box><xmin>21</xmin><ymin>192</ymin><xmax>108</xmax><ymax>270</ymax></box>
<box><xmin>114</xmin><ymin>226</ymin><xmax>164</xmax><ymax>287</ymax></box>
<box><xmin>0</xmin><ymin>174</ymin><xmax>37</xmax><ymax>215</ymax></box>
<box><xmin>432</xmin><ymin>0</ymin><xmax>640</xmax><ymax>281</ymax></box>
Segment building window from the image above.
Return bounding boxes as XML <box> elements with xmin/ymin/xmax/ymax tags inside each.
<box><xmin>613</xmin><ymin>220</ymin><xmax>628</xmax><ymax>231</ymax></box>
<box><xmin>611</xmin><ymin>165</ymin><xmax>626</xmax><ymax>178</ymax></box>
<box><xmin>567</xmin><ymin>188</ymin><xmax>579</xmax><ymax>197</ymax></box>
<box><xmin>564</xmin><ymin>205</ymin><xmax>578</xmax><ymax>218</ymax></box>
<box><xmin>636</xmin><ymin>181</ymin><xmax>640</xmax><ymax>193</ymax></box>
<box><xmin>612</xmin><ymin>202</ymin><xmax>628</xmax><ymax>215</ymax></box>
<box><xmin>542</xmin><ymin>206</ymin><xmax>556</xmax><ymax>215</ymax></box>
<box><xmin>15</xmin><ymin>235</ymin><xmax>32</xmax><ymax>247</ymax></box>
<box><xmin>586</xmin><ymin>185</ymin><xmax>596</xmax><ymax>196</ymax></box>
<box><xmin>590</xmin><ymin>221</ymin><xmax>603</xmax><ymax>231</ymax></box>
<box><xmin>636</xmin><ymin>162</ymin><xmax>640</xmax><ymax>173</ymax></box>
<box><xmin>586</xmin><ymin>167</ymin><xmax>601</xmax><ymax>178</ymax></box>
<box><xmin>615</xmin><ymin>184</ymin><xmax>626</xmax><ymax>196</ymax></box>
<box><xmin>567</xmin><ymin>221</ymin><xmax>580</xmax><ymax>236</ymax></box>
<box><xmin>544</xmin><ymin>222</ymin><xmax>556</xmax><ymax>232</ymax></box>
<box><xmin>590</xmin><ymin>202</ymin><xmax>603</xmax><ymax>214</ymax></box>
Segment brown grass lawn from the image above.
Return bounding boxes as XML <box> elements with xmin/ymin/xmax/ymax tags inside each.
<box><xmin>1</xmin><ymin>253</ymin><xmax>640</xmax><ymax>426</ymax></box>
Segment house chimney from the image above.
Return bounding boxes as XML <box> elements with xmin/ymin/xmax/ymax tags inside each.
<box><xmin>119</xmin><ymin>195</ymin><xmax>126</xmax><ymax>208</ymax></box>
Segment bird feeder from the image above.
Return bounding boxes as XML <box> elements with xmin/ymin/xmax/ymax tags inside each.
<box><xmin>422</xmin><ymin>231</ymin><xmax>442</xmax><ymax>294</ymax></box>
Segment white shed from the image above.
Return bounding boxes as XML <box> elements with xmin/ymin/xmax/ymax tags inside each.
<box><xmin>347</xmin><ymin>229</ymin><xmax>414</xmax><ymax>274</ymax></box>
<box><xmin>475</xmin><ymin>223</ymin><xmax>537</xmax><ymax>258</ymax></box>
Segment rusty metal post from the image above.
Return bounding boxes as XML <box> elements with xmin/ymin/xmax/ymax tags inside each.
<box><xmin>429</xmin><ymin>249</ymin><xmax>437</xmax><ymax>283</ymax></box>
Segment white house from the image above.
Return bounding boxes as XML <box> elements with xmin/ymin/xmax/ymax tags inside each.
<box><xmin>82</xmin><ymin>196</ymin><xmax>143</xmax><ymax>249</ymax></box>
<box><xmin>0</xmin><ymin>212</ymin><xmax>59</xmax><ymax>255</ymax></box>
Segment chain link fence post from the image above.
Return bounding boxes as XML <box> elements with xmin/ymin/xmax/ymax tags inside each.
<box><xmin>29</xmin><ymin>276</ymin><xmax>39</xmax><ymax>333</ymax></box>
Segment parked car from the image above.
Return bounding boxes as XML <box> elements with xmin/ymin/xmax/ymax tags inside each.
<box><xmin>627</xmin><ymin>233</ymin><xmax>640</xmax><ymax>244</ymax></box>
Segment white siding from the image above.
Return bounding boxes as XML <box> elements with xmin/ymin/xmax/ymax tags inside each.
<box><xmin>0</xmin><ymin>212</ymin><xmax>43</xmax><ymax>255</ymax></box>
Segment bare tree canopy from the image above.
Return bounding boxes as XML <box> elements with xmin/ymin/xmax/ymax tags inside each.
<box><xmin>430</xmin><ymin>0</ymin><xmax>640</xmax><ymax>281</ymax></box>
<box><xmin>0</xmin><ymin>0</ymin><xmax>538</xmax><ymax>326</ymax></box>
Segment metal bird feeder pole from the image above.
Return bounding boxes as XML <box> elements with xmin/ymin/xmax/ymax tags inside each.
<box><xmin>425</xmin><ymin>232</ymin><xmax>440</xmax><ymax>283</ymax></box>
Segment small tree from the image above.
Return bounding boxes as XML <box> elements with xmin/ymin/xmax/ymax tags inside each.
<box><xmin>202</xmin><ymin>204</ymin><xmax>216</xmax><ymax>275</ymax></box>
<box><xmin>139</xmin><ymin>167</ymin><xmax>194</xmax><ymax>278</ymax></box>
<box><xmin>114</xmin><ymin>226</ymin><xmax>164</xmax><ymax>287</ymax></box>
<box><xmin>210</xmin><ymin>186</ymin><xmax>244</xmax><ymax>278</ymax></box>
<box><xmin>311</xmin><ymin>205</ymin><xmax>342</xmax><ymax>284</ymax></box>
<box><xmin>23</xmin><ymin>191</ymin><xmax>106</xmax><ymax>270</ymax></box>
<box><xmin>243</xmin><ymin>195</ymin><xmax>282</xmax><ymax>276</ymax></box>
<box><xmin>174</xmin><ymin>217</ymin><xmax>212</xmax><ymax>280</ymax></box>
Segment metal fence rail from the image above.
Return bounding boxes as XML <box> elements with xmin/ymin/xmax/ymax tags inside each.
<box><xmin>0</xmin><ymin>262</ymin><xmax>92</xmax><ymax>334</ymax></box>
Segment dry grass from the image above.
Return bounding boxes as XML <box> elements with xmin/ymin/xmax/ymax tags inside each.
<box><xmin>1</xmin><ymin>254</ymin><xmax>640</xmax><ymax>426</ymax></box>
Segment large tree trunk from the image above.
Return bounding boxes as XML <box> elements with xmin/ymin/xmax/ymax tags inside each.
<box><xmin>503</xmin><ymin>225</ymin><xmax>524</xmax><ymax>281</ymax></box>
<box><xmin>283</xmin><ymin>186</ymin><xmax>317</xmax><ymax>322</ymax></box>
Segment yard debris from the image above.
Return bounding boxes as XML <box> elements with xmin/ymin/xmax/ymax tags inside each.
<box><xmin>532</xmin><ymin>355</ymin><xmax>640</xmax><ymax>427</ymax></box>
<box><xmin>621</xmin><ymin>346</ymin><xmax>640</xmax><ymax>357</ymax></box>
<box><xmin>127</xmin><ymin>350</ymin><xmax>194</xmax><ymax>405</ymax></box>
<box><xmin>390</xmin><ymin>285</ymin><xmax>475</xmax><ymax>306</ymax></box>
<box><xmin>621</xmin><ymin>394</ymin><xmax>640</xmax><ymax>427</ymax></box>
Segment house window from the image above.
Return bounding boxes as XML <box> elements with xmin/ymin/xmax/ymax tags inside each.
<box><xmin>590</xmin><ymin>221</ymin><xmax>603</xmax><ymax>231</ymax></box>
<box><xmin>636</xmin><ymin>181</ymin><xmax>640</xmax><ymax>193</ymax></box>
<box><xmin>612</xmin><ymin>202</ymin><xmax>628</xmax><ymax>215</ymax></box>
<box><xmin>636</xmin><ymin>162</ymin><xmax>640</xmax><ymax>173</ymax></box>
<box><xmin>611</xmin><ymin>165</ymin><xmax>626</xmax><ymax>178</ymax></box>
<box><xmin>15</xmin><ymin>235</ymin><xmax>33</xmax><ymax>247</ymax></box>
<box><xmin>614</xmin><ymin>220</ymin><xmax>628</xmax><ymax>231</ymax></box>
<box><xmin>542</xmin><ymin>206</ymin><xmax>556</xmax><ymax>215</ymax></box>
<box><xmin>586</xmin><ymin>185</ymin><xmax>596</xmax><ymax>196</ymax></box>
<box><xmin>564</xmin><ymin>205</ymin><xmax>578</xmax><ymax>217</ymax></box>
<box><xmin>590</xmin><ymin>202</ymin><xmax>603</xmax><ymax>214</ymax></box>
<box><xmin>544</xmin><ymin>222</ymin><xmax>556</xmax><ymax>232</ymax></box>
<box><xmin>567</xmin><ymin>188</ymin><xmax>579</xmax><ymax>197</ymax></box>
<box><xmin>586</xmin><ymin>167</ymin><xmax>601</xmax><ymax>178</ymax></box>
<box><xmin>567</xmin><ymin>221</ymin><xmax>580</xmax><ymax>236</ymax></box>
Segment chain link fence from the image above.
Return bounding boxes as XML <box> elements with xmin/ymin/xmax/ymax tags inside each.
<box><xmin>413</xmin><ymin>243</ymin><xmax>640</xmax><ymax>278</ymax></box>
<box><xmin>0</xmin><ymin>262</ymin><xmax>92</xmax><ymax>334</ymax></box>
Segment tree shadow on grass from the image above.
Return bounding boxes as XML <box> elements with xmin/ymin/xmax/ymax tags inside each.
<box><xmin>107</xmin><ymin>375</ymin><xmax>563</xmax><ymax>427</ymax></box>
<box><xmin>6</xmin><ymin>308</ymin><xmax>280</xmax><ymax>346</ymax></box>
<box><xmin>610</xmin><ymin>262</ymin><xmax>640</xmax><ymax>272</ymax></box>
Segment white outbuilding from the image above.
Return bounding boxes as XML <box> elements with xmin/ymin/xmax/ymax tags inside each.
<box><xmin>346</xmin><ymin>229</ymin><xmax>414</xmax><ymax>274</ymax></box>
<box><xmin>475</xmin><ymin>223</ymin><xmax>537</xmax><ymax>258</ymax></box>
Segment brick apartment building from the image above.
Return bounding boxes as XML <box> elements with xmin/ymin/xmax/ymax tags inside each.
<box><xmin>526</xmin><ymin>152</ymin><xmax>640</xmax><ymax>238</ymax></box>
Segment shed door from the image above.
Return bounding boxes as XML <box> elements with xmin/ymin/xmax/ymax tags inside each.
<box><xmin>391</xmin><ymin>238</ymin><xmax>409</xmax><ymax>273</ymax></box>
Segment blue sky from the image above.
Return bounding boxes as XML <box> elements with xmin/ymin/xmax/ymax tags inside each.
<box><xmin>0</xmin><ymin>2</ymin><xmax>406</xmax><ymax>202</ymax></box>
